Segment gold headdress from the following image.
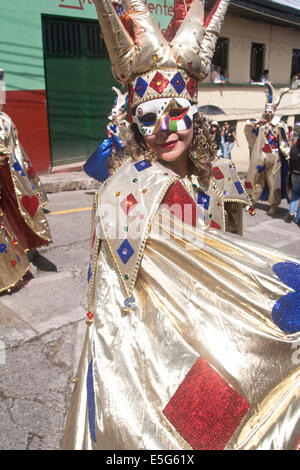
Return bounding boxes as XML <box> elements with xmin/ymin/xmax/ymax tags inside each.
<box><xmin>93</xmin><ymin>0</ymin><xmax>230</xmax><ymax>110</ymax></box>
<box><xmin>264</xmin><ymin>81</ymin><xmax>289</xmax><ymax>114</ymax></box>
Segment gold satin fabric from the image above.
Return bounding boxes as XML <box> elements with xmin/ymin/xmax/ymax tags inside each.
<box><xmin>62</xmin><ymin>208</ymin><xmax>300</xmax><ymax>450</ymax></box>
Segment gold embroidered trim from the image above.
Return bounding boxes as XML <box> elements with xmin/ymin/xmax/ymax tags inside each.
<box><xmin>87</xmin><ymin>193</ymin><xmax>102</xmax><ymax>313</ymax></box>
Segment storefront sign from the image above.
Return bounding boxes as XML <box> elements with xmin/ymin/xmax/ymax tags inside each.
<box><xmin>58</xmin><ymin>0</ymin><xmax>174</xmax><ymax>30</ymax></box>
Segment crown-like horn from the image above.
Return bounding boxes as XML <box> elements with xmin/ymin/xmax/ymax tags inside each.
<box><xmin>93</xmin><ymin>0</ymin><xmax>136</xmax><ymax>83</ymax></box>
<box><xmin>170</xmin><ymin>0</ymin><xmax>206</xmax><ymax>79</ymax></box>
<box><xmin>199</xmin><ymin>0</ymin><xmax>230</xmax><ymax>76</ymax></box>
<box><xmin>94</xmin><ymin>0</ymin><xmax>177</xmax><ymax>83</ymax></box>
<box><xmin>265</xmin><ymin>81</ymin><xmax>289</xmax><ymax>110</ymax></box>
<box><xmin>265</xmin><ymin>82</ymin><xmax>275</xmax><ymax>105</ymax></box>
<box><xmin>274</xmin><ymin>87</ymin><xmax>289</xmax><ymax>108</ymax></box>
<box><xmin>123</xmin><ymin>0</ymin><xmax>177</xmax><ymax>73</ymax></box>
<box><xmin>94</xmin><ymin>0</ymin><xmax>230</xmax><ymax>84</ymax></box>
<box><xmin>171</xmin><ymin>0</ymin><xmax>230</xmax><ymax>79</ymax></box>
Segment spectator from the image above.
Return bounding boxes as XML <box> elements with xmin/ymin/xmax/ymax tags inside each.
<box><xmin>220</xmin><ymin>70</ymin><xmax>229</xmax><ymax>83</ymax></box>
<box><xmin>223</xmin><ymin>121</ymin><xmax>239</xmax><ymax>158</ymax></box>
<box><xmin>286</xmin><ymin>136</ymin><xmax>300</xmax><ymax>225</ymax></box>
<box><xmin>210</xmin><ymin>120</ymin><xmax>225</xmax><ymax>157</ymax></box>
<box><xmin>211</xmin><ymin>65</ymin><xmax>226</xmax><ymax>84</ymax></box>
<box><xmin>291</xmin><ymin>72</ymin><xmax>300</xmax><ymax>89</ymax></box>
<box><xmin>260</xmin><ymin>69</ymin><xmax>269</xmax><ymax>83</ymax></box>
<box><xmin>288</xmin><ymin>126</ymin><xmax>294</xmax><ymax>147</ymax></box>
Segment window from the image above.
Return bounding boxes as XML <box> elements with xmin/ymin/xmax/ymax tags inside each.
<box><xmin>250</xmin><ymin>43</ymin><xmax>265</xmax><ymax>82</ymax></box>
<box><xmin>42</xmin><ymin>17</ymin><xmax>108</xmax><ymax>57</ymax></box>
<box><xmin>212</xmin><ymin>38</ymin><xmax>229</xmax><ymax>79</ymax></box>
<box><xmin>291</xmin><ymin>49</ymin><xmax>300</xmax><ymax>79</ymax></box>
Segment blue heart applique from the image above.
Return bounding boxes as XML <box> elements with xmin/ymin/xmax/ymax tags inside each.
<box><xmin>272</xmin><ymin>262</ymin><xmax>300</xmax><ymax>334</ymax></box>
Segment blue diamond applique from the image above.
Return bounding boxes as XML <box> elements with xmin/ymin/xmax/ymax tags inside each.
<box><xmin>170</xmin><ymin>72</ymin><xmax>185</xmax><ymax>94</ymax></box>
<box><xmin>234</xmin><ymin>181</ymin><xmax>244</xmax><ymax>194</ymax></box>
<box><xmin>117</xmin><ymin>239</ymin><xmax>134</xmax><ymax>264</ymax></box>
<box><xmin>197</xmin><ymin>191</ymin><xmax>210</xmax><ymax>210</ymax></box>
<box><xmin>135</xmin><ymin>76</ymin><xmax>148</xmax><ymax>98</ymax></box>
<box><xmin>134</xmin><ymin>160</ymin><xmax>152</xmax><ymax>172</ymax></box>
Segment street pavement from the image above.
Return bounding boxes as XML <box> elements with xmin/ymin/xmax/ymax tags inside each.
<box><xmin>0</xmin><ymin>171</ymin><xmax>299</xmax><ymax>450</ymax></box>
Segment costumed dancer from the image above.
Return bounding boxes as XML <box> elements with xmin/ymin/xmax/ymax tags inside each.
<box><xmin>62</xmin><ymin>0</ymin><xmax>300</xmax><ymax>450</ymax></box>
<box><xmin>244</xmin><ymin>82</ymin><xmax>290</xmax><ymax>215</ymax></box>
<box><xmin>83</xmin><ymin>86</ymin><xmax>129</xmax><ymax>182</ymax></box>
<box><xmin>0</xmin><ymin>69</ymin><xmax>52</xmax><ymax>294</ymax></box>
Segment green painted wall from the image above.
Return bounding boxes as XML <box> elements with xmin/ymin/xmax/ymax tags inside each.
<box><xmin>0</xmin><ymin>0</ymin><xmax>174</xmax><ymax>91</ymax></box>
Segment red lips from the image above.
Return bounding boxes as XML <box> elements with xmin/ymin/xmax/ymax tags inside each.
<box><xmin>160</xmin><ymin>140</ymin><xmax>178</xmax><ymax>148</ymax></box>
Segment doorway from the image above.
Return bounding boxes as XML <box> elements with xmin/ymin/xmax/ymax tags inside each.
<box><xmin>42</xmin><ymin>16</ymin><xmax>119</xmax><ymax>167</ymax></box>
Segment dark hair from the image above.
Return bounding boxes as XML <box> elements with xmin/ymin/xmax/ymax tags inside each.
<box><xmin>108</xmin><ymin>112</ymin><xmax>217</xmax><ymax>190</ymax></box>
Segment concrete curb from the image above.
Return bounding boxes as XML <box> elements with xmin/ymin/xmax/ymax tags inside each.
<box><xmin>40</xmin><ymin>172</ymin><xmax>100</xmax><ymax>193</ymax></box>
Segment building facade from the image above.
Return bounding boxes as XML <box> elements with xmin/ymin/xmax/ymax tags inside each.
<box><xmin>0</xmin><ymin>0</ymin><xmax>300</xmax><ymax>172</ymax></box>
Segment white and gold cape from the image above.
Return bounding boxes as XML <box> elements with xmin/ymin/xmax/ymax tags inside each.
<box><xmin>62</xmin><ymin>159</ymin><xmax>300</xmax><ymax>450</ymax></box>
<box><xmin>0</xmin><ymin>111</ymin><xmax>51</xmax><ymax>293</ymax></box>
<box><xmin>244</xmin><ymin>117</ymin><xmax>290</xmax><ymax>207</ymax></box>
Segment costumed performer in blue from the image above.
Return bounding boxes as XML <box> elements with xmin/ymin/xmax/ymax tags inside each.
<box><xmin>62</xmin><ymin>0</ymin><xmax>300</xmax><ymax>450</ymax></box>
<box><xmin>244</xmin><ymin>81</ymin><xmax>290</xmax><ymax>216</ymax></box>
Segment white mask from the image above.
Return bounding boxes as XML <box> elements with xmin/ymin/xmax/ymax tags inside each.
<box><xmin>132</xmin><ymin>98</ymin><xmax>198</xmax><ymax>136</ymax></box>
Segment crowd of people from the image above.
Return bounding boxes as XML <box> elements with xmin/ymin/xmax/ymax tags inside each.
<box><xmin>209</xmin><ymin>116</ymin><xmax>300</xmax><ymax>224</ymax></box>
<box><xmin>209</xmin><ymin>81</ymin><xmax>300</xmax><ymax>224</ymax></box>
<box><xmin>209</xmin><ymin>120</ymin><xmax>239</xmax><ymax>159</ymax></box>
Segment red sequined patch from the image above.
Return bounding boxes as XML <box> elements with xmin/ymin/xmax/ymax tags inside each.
<box><xmin>210</xmin><ymin>220</ymin><xmax>221</xmax><ymax>230</ymax></box>
<box><xmin>261</xmin><ymin>143</ymin><xmax>272</xmax><ymax>153</ymax></box>
<box><xmin>162</xmin><ymin>181</ymin><xmax>197</xmax><ymax>227</ymax></box>
<box><xmin>186</xmin><ymin>78</ymin><xmax>197</xmax><ymax>98</ymax></box>
<box><xmin>149</xmin><ymin>72</ymin><xmax>169</xmax><ymax>94</ymax></box>
<box><xmin>212</xmin><ymin>167</ymin><xmax>224</xmax><ymax>180</ymax></box>
<box><xmin>120</xmin><ymin>193</ymin><xmax>138</xmax><ymax>215</ymax></box>
<box><xmin>163</xmin><ymin>358</ymin><xmax>250</xmax><ymax>450</ymax></box>
<box><xmin>244</xmin><ymin>181</ymin><xmax>253</xmax><ymax>190</ymax></box>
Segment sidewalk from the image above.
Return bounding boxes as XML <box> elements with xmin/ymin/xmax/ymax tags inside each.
<box><xmin>40</xmin><ymin>165</ymin><xmax>100</xmax><ymax>193</ymax></box>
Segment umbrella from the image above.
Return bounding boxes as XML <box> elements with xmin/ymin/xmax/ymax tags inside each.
<box><xmin>198</xmin><ymin>105</ymin><xmax>226</xmax><ymax>115</ymax></box>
